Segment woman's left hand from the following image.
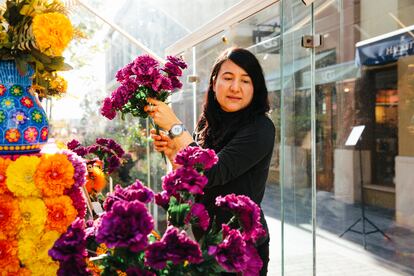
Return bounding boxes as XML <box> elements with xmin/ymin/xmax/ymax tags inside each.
<box><xmin>144</xmin><ymin>98</ymin><xmax>181</xmax><ymax>131</ymax></box>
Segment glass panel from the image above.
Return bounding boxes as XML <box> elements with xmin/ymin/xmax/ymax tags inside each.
<box><xmin>280</xmin><ymin>0</ymin><xmax>314</xmax><ymax>274</ymax></box>
<box><xmin>314</xmin><ymin>0</ymin><xmax>414</xmax><ymax>274</ymax></box>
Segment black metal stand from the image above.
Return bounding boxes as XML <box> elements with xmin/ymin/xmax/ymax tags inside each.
<box><xmin>339</xmin><ymin>137</ymin><xmax>391</xmax><ymax>249</ymax></box>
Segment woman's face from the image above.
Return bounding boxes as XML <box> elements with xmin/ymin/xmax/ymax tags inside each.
<box><xmin>213</xmin><ymin>60</ymin><xmax>254</xmax><ymax>112</ymax></box>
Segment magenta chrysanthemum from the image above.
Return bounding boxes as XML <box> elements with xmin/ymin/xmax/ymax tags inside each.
<box><xmin>162</xmin><ymin>167</ymin><xmax>208</xmax><ymax>196</ymax></box>
<box><xmin>174</xmin><ymin>146</ymin><xmax>218</xmax><ymax>170</ymax></box>
<box><xmin>215</xmin><ymin>194</ymin><xmax>265</xmax><ymax>242</ymax></box>
<box><xmin>96</xmin><ymin>200</ymin><xmax>154</xmax><ymax>252</ymax></box>
<box><xmin>185</xmin><ymin>203</ymin><xmax>210</xmax><ymax>231</ymax></box>
<box><xmin>208</xmin><ymin>224</ymin><xmax>247</xmax><ymax>272</ymax></box>
<box><xmin>145</xmin><ymin>226</ymin><xmax>202</xmax><ymax>269</ymax></box>
<box><xmin>104</xmin><ymin>180</ymin><xmax>154</xmax><ymax>211</ymax></box>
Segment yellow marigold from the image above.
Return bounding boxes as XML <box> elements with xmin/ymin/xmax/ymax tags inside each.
<box><xmin>0</xmin><ymin>157</ymin><xmax>12</xmax><ymax>194</ymax></box>
<box><xmin>0</xmin><ymin>239</ymin><xmax>20</xmax><ymax>274</ymax></box>
<box><xmin>18</xmin><ymin>231</ymin><xmax>60</xmax><ymax>265</ymax></box>
<box><xmin>0</xmin><ymin>194</ymin><xmax>21</xmax><ymax>239</ymax></box>
<box><xmin>50</xmin><ymin>75</ymin><xmax>68</xmax><ymax>94</ymax></box>
<box><xmin>26</xmin><ymin>259</ymin><xmax>59</xmax><ymax>276</ymax></box>
<box><xmin>6</xmin><ymin>156</ymin><xmax>41</xmax><ymax>197</ymax></box>
<box><xmin>35</xmin><ymin>153</ymin><xmax>74</xmax><ymax>197</ymax></box>
<box><xmin>18</xmin><ymin>197</ymin><xmax>47</xmax><ymax>239</ymax></box>
<box><xmin>18</xmin><ymin>237</ymin><xmax>36</xmax><ymax>265</ymax></box>
<box><xmin>44</xmin><ymin>195</ymin><xmax>77</xmax><ymax>233</ymax></box>
<box><xmin>37</xmin><ymin>230</ymin><xmax>61</xmax><ymax>261</ymax></box>
<box><xmin>32</xmin><ymin>12</ymin><xmax>73</xmax><ymax>56</ymax></box>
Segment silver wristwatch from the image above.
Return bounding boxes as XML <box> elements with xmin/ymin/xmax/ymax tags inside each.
<box><xmin>168</xmin><ymin>123</ymin><xmax>186</xmax><ymax>138</ymax></box>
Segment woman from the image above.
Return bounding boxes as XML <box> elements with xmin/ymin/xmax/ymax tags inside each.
<box><xmin>146</xmin><ymin>47</ymin><xmax>275</xmax><ymax>275</ymax></box>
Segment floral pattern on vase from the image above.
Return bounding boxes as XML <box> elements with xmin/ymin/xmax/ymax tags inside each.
<box><xmin>0</xmin><ymin>60</ymin><xmax>48</xmax><ymax>155</ymax></box>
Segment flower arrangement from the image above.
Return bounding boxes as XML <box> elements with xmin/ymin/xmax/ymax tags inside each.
<box><xmin>0</xmin><ymin>0</ymin><xmax>79</xmax><ymax>98</ymax></box>
<box><xmin>0</xmin><ymin>151</ymin><xmax>87</xmax><ymax>275</ymax></box>
<box><xmin>100</xmin><ymin>55</ymin><xmax>187</xmax><ymax>120</ymax></box>
<box><xmin>67</xmin><ymin>138</ymin><xmax>125</xmax><ymax>202</ymax></box>
<box><xmin>54</xmin><ymin>146</ymin><xmax>265</xmax><ymax>275</ymax></box>
<box><xmin>67</xmin><ymin>138</ymin><xmax>125</xmax><ymax>175</ymax></box>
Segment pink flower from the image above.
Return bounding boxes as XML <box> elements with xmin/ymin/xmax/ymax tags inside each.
<box><xmin>145</xmin><ymin>226</ymin><xmax>202</xmax><ymax>269</ymax></box>
<box><xmin>24</xmin><ymin>127</ymin><xmax>38</xmax><ymax>142</ymax></box>
<box><xmin>215</xmin><ymin>194</ymin><xmax>266</xmax><ymax>243</ymax></box>
<box><xmin>185</xmin><ymin>203</ymin><xmax>210</xmax><ymax>231</ymax></box>
<box><xmin>208</xmin><ymin>224</ymin><xmax>247</xmax><ymax>272</ymax></box>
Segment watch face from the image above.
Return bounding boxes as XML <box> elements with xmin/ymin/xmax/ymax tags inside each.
<box><xmin>171</xmin><ymin>124</ymin><xmax>183</xmax><ymax>136</ymax></box>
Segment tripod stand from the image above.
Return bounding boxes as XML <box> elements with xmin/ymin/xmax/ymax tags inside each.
<box><xmin>339</xmin><ymin>136</ymin><xmax>391</xmax><ymax>249</ymax></box>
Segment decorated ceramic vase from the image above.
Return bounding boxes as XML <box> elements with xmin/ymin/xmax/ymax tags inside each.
<box><xmin>0</xmin><ymin>60</ymin><xmax>49</xmax><ymax>155</ymax></box>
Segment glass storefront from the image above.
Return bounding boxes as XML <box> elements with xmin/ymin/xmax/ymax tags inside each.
<box><xmin>168</xmin><ymin>0</ymin><xmax>414</xmax><ymax>274</ymax></box>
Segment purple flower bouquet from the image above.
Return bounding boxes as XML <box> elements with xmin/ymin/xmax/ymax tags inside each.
<box><xmin>53</xmin><ymin>146</ymin><xmax>265</xmax><ymax>275</ymax></box>
<box><xmin>100</xmin><ymin>55</ymin><xmax>187</xmax><ymax>120</ymax></box>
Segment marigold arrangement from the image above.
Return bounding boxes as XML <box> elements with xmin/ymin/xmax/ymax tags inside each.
<box><xmin>0</xmin><ymin>0</ymin><xmax>80</xmax><ymax>98</ymax></box>
<box><xmin>0</xmin><ymin>151</ymin><xmax>87</xmax><ymax>275</ymax></box>
<box><xmin>66</xmin><ymin>138</ymin><xmax>125</xmax><ymax>203</ymax></box>
<box><xmin>54</xmin><ymin>146</ymin><xmax>265</xmax><ymax>275</ymax></box>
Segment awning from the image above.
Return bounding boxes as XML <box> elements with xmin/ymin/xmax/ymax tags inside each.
<box><xmin>356</xmin><ymin>25</ymin><xmax>414</xmax><ymax>66</ymax></box>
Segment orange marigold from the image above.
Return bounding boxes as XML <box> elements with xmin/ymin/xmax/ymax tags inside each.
<box><xmin>87</xmin><ymin>260</ymin><xmax>102</xmax><ymax>276</ymax></box>
<box><xmin>0</xmin><ymin>239</ymin><xmax>20</xmax><ymax>274</ymax></box>
<box><xmin>0</xmin><ymin>194</ymin><xmax>21</xmax><ymax>239</ymax></box>
<box><xmin>44</xmin><ymin>196</ymin><xmax>77</xmax><ymax>233</ymax></box>
<box><xmin>35</xmin><ymin>154</ymin><xmax>74</xmax><ymax>197</ymax></box>
<box><xmin>0</xmin><ymin>158</ymin><xmax>12</xmax><ymax>194</ymax></box>
<box><xmin>85</xmin><ymin>166</ymin><xmax>106</xmax><ymax>194</ymax></box>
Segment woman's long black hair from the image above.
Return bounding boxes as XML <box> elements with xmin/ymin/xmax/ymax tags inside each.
<box><xmin>195</xmin><ymin>47</ymin><xmax>270</xmax><ymax>151</ymax></box>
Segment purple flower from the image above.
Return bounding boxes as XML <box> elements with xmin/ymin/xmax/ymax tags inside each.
<box><xmin>131</xmin><ymin>55</ymin><xmax>159</xmax><ymax>76</ymax></box>
<box><xmin>57</xmin><ymin>256</ymin><xmax>89</xmax><ymax>276</ymax></box>
<box><xmin>185</xmin><ymin>203</ymin><xmax>210</xmax><ymax>231</ymax></box>
<box><xmin>49</xmin><ymin>218</ymin><xmax>87</xmax><ymax>262</ymax></box>
<box><xmin>96</xmin><ymin>200</ymin><xmax>154</xmax><ymax>252</ymax></box>
<box><xmin>215</xmin><ymin>194</ymin><xmax>266</xmax><ymax>243</ymax></box>
<box><xmin>86</xmin><ymin>145</ymin><xmax>100</xmax><ymax>154</ymax></box>
<box><xmin>162</xmin><ymin>167</ymin><xmax>208</xmax><ymax>196</ymax></box>
<box><xmin>100</xmin><ymin>97</ymin><xmax>116</xmax><ymax>120</ymax></box>
<box><xmin>116</xmin><ymin>62</ymin><xmax>133</xmax><ymax>82</ymax></box>
<box><xmin>111</xmin><ymin>85</ymin><xmax>131</xmax><ymax>108</ymax></box>
<box><xmin>125</xmin><ymin>267</ymin><xmax>156</xmax><ymax>276</ymax></box>
<box><xmin>107</xmin><ymin>139</ymin><xmax>125</xmax><ymax>157</ymax></box>
<box><xmin>158</xmin><ymin>75</ymin><xmax>172</xmax><ymax>91</ymax></box>
<box><xmin>174</xmin><ymin>146</ymin><xmax>218</xmax><ymax>170</ymax></box>
<box><xmin>107</xmin><ymin>155</ymin><xmax>121</xmax><ymax>174</ymax></box>
<box><xmin>96</xmin><ymin>138</ymin><xmax>109</xmax><ymax>146</ymax></box>
<box><xmin>72</xmin><ymin>146</ymin><xmax>88</xmax><ymax>157</ymax></box>
<box><xmin>12</xmin><ymin>110</ymin><xmax>28</xmax><ymax>125</ymax></box>
<box><xmin>242</xmin><ymin>242</ymin><xmax>263</xmax><ymax>276</ymax></box>
<box><xmin>122</xmin><ymin>76</ymin><xmax>139</xmax><ymax>92</ymax></box>
<box><xmin>65</xmin><ymin>187</ymin><xmax>87</xmax><ymax>218</ymax></box>
<box><xmin>61</xmin><ymin>150</ymin><xmax>87</xmax><ymax>188</ymax></box>
<box><xmin>145</xmin><ymin>226</ymin><xmax>202</xmax><ymax>269</ymax></box>
<box><xmin>67</xmin><ymin>139</ymin><xmax>81</xmax><ymax>150</ymax></box>
<box><xmin>154</xmin><ymin>191</ymin><xmax>170</xmax><ymax>210</ymax></box>
<box><xmin>104</xmin><ymin>181</ymin><xmax>154</xmax><ymax>211</ymax></box>
<box><xmin>169</xmin><ymin>76</ymin><xmax>183</xmax><ymax>90</ymax></box>
<box><xmin>208</xmin><ymin>224</ymin><xmax>247</xmax><ymax>272</ymax></box>
<box><xmin>167</xmin><ymin>56</ymin><xmax>187</xmax><ymax>69</ymax></box>
<box><xmin>162</xmin><ymin>62</ymin><xmax>182</xmax><ymax>77</ymax></box>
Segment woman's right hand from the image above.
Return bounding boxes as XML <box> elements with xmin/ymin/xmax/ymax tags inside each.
<box><xmin>150</xmin><ymin>129</ymin><xmax>177</xmax><ymax>162</ymax></box>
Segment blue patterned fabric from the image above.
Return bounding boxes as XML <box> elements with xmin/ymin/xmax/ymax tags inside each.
<box><xmin>0</xmin><ymin>60</ymin><xmax>49</xmax><ymax>155</ymax></box>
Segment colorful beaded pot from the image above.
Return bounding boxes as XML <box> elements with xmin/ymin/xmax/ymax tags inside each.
<box><xmin>0</xmin><ymin>60</ymin><xmax>48</xmax><ymax>155</ymax></box>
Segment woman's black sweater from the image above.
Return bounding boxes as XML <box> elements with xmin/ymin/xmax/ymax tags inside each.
<box><xmin>193</xmin><ymin>114</ymin><xmax>275</xmax><ymax>243</ymax></box>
